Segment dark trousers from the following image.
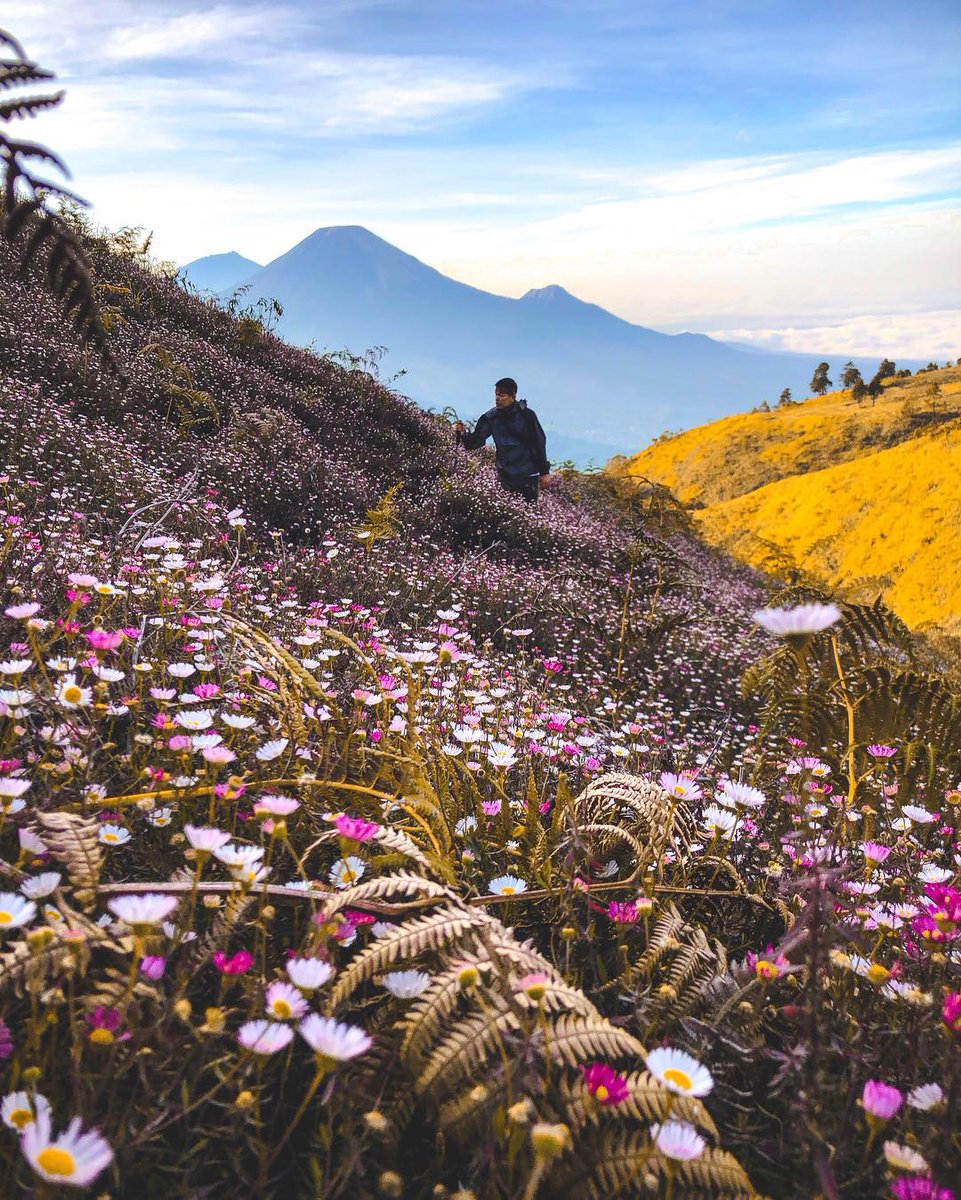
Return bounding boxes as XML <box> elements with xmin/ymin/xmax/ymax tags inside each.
<box><xmin>498</xmin><ymin>471</ymin><xmax>540</xmax><ymax>504</ymax></box>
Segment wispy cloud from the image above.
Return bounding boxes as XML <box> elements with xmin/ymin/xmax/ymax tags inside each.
<box><xmin>707</xmin><ymin>311</ymin><xmax>961</xmax><ymax>361</ymax></box>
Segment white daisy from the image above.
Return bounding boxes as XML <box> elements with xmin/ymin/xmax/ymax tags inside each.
<box><xmin>646</xmin><ymin>1047</ymin><xmax>714</xmax><ymax>1097</ymax></box>
<box><xmin>0</xmin><ymin>892</ymin><xmax>38</xmax><ymax>932</ymax></box>
<box><xmin>256</xmin><ymin>738</ymin><xmax>289</xmax><ymax>762</ymax></box>
<box><xmin>298</xmin><ymin>1014</ymin><xmax>372</xmax><ymax>1062</ymax></box>
<box><xmin>20</xmin><ymin>873</ymin><xmax>62</xmax><ymax>900</ymax></box>
<box><xmin>329</xmin><ymin>856</ymin><xmax>366</xmax><ymax>889</ymax></box>
<box><xmin>286</xmin><ymin>957</ymin><xmax>335</xmax><ymax>992</ymax></box>
<box><xmin>107</xmin><ymin>893</ymin><xmax>179</xmax><ymax>929</ymax></box>
<box><xmin>753</xmin><ymin>603</ymin><xmax>841</xmax><ymax>637</ymax></box>
<box><xmin>20</xmin><ymin>1109</ymin><xmax>114</xmax><ymax>1187</ymax></box>
<box><xmin>98</xmin><ymin>824</ymin><xmax>130</xmax><ymax>847</ymax></box>
<box><xmin>184</xmin><ymin>825</ymin><xmax>231</xmax><ymax>853</ymax></box>
<box><xmin>55</xmin><ymin>675</ymin><xmax>92</xmax><ymax>710</ymax></box>
<box><xmin>1</xmin><ymin>1090</ymin><xmax>51</xmax><ymax>1131</ymax></box>
<box><xmin>907</xmin><ymin>1082</ymin><xmax>944</xmax><ymax>1110</ymax></box>
<box><xmin>883</xmin><ymin>1142</ymin><xmax>928</xmax><ymax>1173</ymax></box>
<box><xmin>212</xmin><ymin>844</ymin><xmax>264</xmax><ymax>868</ymax></box>
<box><xmin>383</xmin><ymin>969</ymin><xmax>431</xmax><ymax>999</ymax></box>
<box><xmin>488</xmin><ymin>875</ymin><xmax>527</xmax><ymax>896</ymax></box>
<box><xmin>650</xmin><ymin>1120</ymin><xmax>706</xmax><ymax>1161</ymax></box>
<box><xmin>237</xmin><ymin>1019</ymin><xmax>294</xmax><ymax>1055</ymax></box>
<box><xmin>264</xmin><ymin>980</ymin><xmax>309</xmax><ymax>1021</ymax></box>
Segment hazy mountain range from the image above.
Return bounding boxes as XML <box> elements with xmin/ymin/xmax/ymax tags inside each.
<box><xmin>181</xmin><ymin>227</ymin><xmax>925</xmax><ymax>466</ymax></box>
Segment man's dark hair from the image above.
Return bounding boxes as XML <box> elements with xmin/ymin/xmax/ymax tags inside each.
<box><xmin>495</xmin><ymin>377</ymin><xmax>517</xmax><ymax>395</ymax></box>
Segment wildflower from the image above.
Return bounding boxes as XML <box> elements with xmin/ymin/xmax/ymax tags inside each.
<box><xmin>752</xmin><ymin>603</ymin><xmax>841</xmax><ymax>640</ymax></box>
<box><xmin>649</xmin><ymin>1120</ymin><xmax>706</xmax><ymax>1161</ymax></box>
<box><xmin>332</xmin><ymin>813</ymin><xmax>380</xmax><ymax>842</ymax></box>
<box><xmin>862</xmin><ymin>1079</ymin><xmax>903</xmax><ymax>1121</ymax></box>
<box><xmin>0</xmin><ymin>776</ymin><xmax>31</xmax><ymax>798</ymax></box>
<box><xmin>608</xmin><ymin>900</ymin><xmax>639</xmax><ymax>925</ymax></box>
<box><xmin>883</xmin><ymin>1142</ymin><xmax>929</xmax><ymax>1173</ymax></box>
<box><xmin>702</xmin><ymin>804</ymin><xmax>737</xmax><ymax>837</ymax></box>
<box><xmin>213</xmin><ymin>950</ymin><xmax>254</xmax><ymax>975</ymax></box>
<box><xmin>717</xmin><ymin>780</ymin><xmax>766</xmax><ymax>809</ymax></box>
<box><xmin>581</xmin><ymin>1063</ymin><xmax>630</xmax><ymax>1106</ymax></box>
<box><xmin>254</xmin><ymin>795</ymin><xmax>300</xmax><ymax>817</ymax></box>
<box><xmin>383</xmin><ymin>969</ymin><xmax>431</xmax><ymax>998</ymax></box>
<box><xmin>107</xmin><ymin>893</ymin><xmax>179</xmax><ymax>930</ymax></box>
<box><xmin>265</xmin><ymin>981</ymin><xmax>309</xmax><ymax>1021</ymax></box>
<box><xmin>907</xmin><ymin>1082</ymin><xmax>944</xmax><ymax>1110</ymax></box>
<box><xmin>20</xmin><ymin>873</ymin><xmax>61</xmax><ymax>900</ymax></box>
<box><xmin>891</xmin><ymin>1179</ymin><xmax>956</xmax><ymax>1200</ymax></box>
<box><xmin>2</xmin><ymin>1091</ymin><xmax>51</xmax><ymax>1131</ymax></box>
<box><xmin>140</xmin><ymin>956</ymin><xmax>167</xmax><ymax>980</ymax></box>
<box><xmin>21</xmin><ymin>1109</ymin><xmax>114</xmax><ymax>1187</ymax></box>
<box><xmin>862</xmin><ymin>841</ymin><xmax>893</xmax><ymax>869</ymax></box>
<box><xmin>746</xmin><ymin>946</ymin><xmax>790</xmax><ymax>983</ymax></box>
<box><xmin>184</xmin><ymin>825</ymin><xmax>231</xmax><ymax>855</ymax></box>
<box><xmin>5</xmin><ymin>602</ymin><xmax>40</xmax><ymax>619</ymax></box>
<box><xmin>298</xmin><ymin>1014</ymin><xmax>372</xmax><ymax>1065</ymax></box>
<box><xmin>287</xmin><ymin>957</ymin><xmax>335</xmax><ymax>992</ymax></box>
<box><xmin>329</xmin><ymin>856</ymin><xmax>366</xmax><ymax>889</ymax></box>
<box><xmin>659</xmin><ymin>772</ymin><xmax>702</xmax><ymax>801</ymax></box>
<box><xmin>256</xmin><ymin>738</ymin><xmax>288</xmax><ymax>761</ymax></box>
<box><xmin>902</xmin><ymin>805</ymin><xmax>936</xmax><ymax>824</ymax></box>
<box><xmin>85</xmin><ymin>629</ymin><xmax>124</xmax><ymax>651</ymax></box>
<box><xmin>55</xmin><ymin>675</ymin><xmax>93</xmax><ymax>709</ymax></box>
<box><xmin>213</xmin><ymin>844</ymin><xmax>264</xmax><ymax>869</ymax></box>
<box><xmin>488</xmin><ymin>874</ymin><xmax>527</xmax><ymax>896</ymax></box>
<box><xmin>646</xmin><ymin>1047</ymin><xmax>714</xmax><ymax>1097</ymax></box>
<box><xmin>942</xmin><ymin>992</ymin><xmax>961</xmax><ymax>1034</ymax></box>
<box><xmin>98</xmin><ymin>824</ymin><xmax>130</xmax><ymax>847</ymax></box>
<box><xmin>0</xmin><ymin>892</ymin><xmax>37</xmax><ymax>933</ymax></box>
<box><xmin>86</xmin><ymin>1007</ymin><xmax>130</xmax><ymax>1045</ymax></box>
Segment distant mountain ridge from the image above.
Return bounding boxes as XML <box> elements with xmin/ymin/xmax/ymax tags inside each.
<box><xmin>180</xmin><ymin>226</ymin><xmax>925</xmax><ymax>466</ymax></box>
<box><xmin>180</xmin><ymin>251</ymin><xmax>263</xmax><ymax>294</ymax></box>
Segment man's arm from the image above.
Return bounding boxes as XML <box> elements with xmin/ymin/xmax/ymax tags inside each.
<box><xmin>457</xmin><ymin>412</ymin><xmax>493</xmax><ymax>451</ymax></box>
<box><xmin>526</xmin><ymin>409</ymin><xmax>550</xmax><ymax>476</ymax></box>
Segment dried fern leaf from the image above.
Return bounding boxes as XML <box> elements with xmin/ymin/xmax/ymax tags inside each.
<box><xmin>36</xmin><ymin>811</ymin><xmax>103</xmax><ymax>911</ymax></box>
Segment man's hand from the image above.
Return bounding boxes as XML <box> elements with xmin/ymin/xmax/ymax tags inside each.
<box><xmin>453</xmin><ymin>420</ymin><xmax>466</xmax><ymax>434</ymax></box>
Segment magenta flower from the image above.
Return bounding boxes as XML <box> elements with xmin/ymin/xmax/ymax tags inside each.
<box><xmin>333</xmin><ymin>814</ymin><xmax>380</xmax><ymax>842</ymax></box>
<box><xmin>212</xmin><ymin>950</ymin><xmax>254</xmax><ymax>975</ymax></box>
<box><xmin>892</xmin><ymin>1180</ymin><xmax>955</xmax><ymax>1200</ymax></box>
<box><xmin>943</xmin><ymin>992</ymin><xmax>961</xmax><ymax>1034</ymax></box>
<box><xmin>608</xmin><ymin>901</ymin><xmax>639</xmax><ymax>925</ymax></box>
<box><xmin>867</xmin><ymin>744</ymin><xmax>898</xmax><ymax>758</ymax></box>
<box><xmin>862</xmin><ymin>1080</ymin><xmax>903</xmax><ymax>1121</ymax></box>
<box><xmin>86</xmin><ymin>1007</ymin><xmax>131</xmax><ymax>1045</ymax></box>
<box><xmin>581</xmin><ymin>1063</ymin><xmax>630</xmax><ymax>1106</ymax></box>
<box><xmin>0</xmin><ymin>1016</ymin><xmax>13</xmax><ymax>1059</ymax></box>
<box><xmin>85</xmin><ymin>629</ymin><xmax>124</xmax><ymax>651</ymax></box>
<box><xmin>140</xmin><ymin>956</ymin><xmax>167</xmax><ymax>980</ymax></box>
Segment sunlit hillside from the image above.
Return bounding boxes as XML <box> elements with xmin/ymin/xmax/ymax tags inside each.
<box><xmin>617</xmin><ymin>367</ymin><xmax>961</xmax><ymax>631</ymax></box>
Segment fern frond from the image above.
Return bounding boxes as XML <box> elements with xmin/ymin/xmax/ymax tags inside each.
<box><xmin>327</xmin><ymin>905</ymin><xmax>483</xmax><ymax>1009</ymax></box>
<box><xmin>544</xmin><ymin>1013</ymin><xmax>645</xmax><ymax>1069</ymax></box>
<box><xmin>36</xmin><ymin>811</ymin><xmax>103</xmax><ymax>911</ymax></box>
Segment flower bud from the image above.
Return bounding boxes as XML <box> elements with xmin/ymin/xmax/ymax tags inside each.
<box><xmin>531</xmin><ymin>1122</ymin><xmax>571</xmax><ymax>1161</ymax></box>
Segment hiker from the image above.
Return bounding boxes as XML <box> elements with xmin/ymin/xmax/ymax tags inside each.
<box><xmin>453</xmin><ymin>377</ymin><xmax>551</xmax><ymax>503</ymax></box>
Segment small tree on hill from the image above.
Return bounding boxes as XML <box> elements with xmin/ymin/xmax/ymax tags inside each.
<box><xmin>810</xmin><ymin>362</ymin><xmax>832</xmax><ymax>396</ymax></box>
<box><xmin>778</xmin><ymin>387</ymin><xmax>793</xmax><ymax>407</ymax></box>
<box><xmin>851</xmin><ymin>377</ymin><xmax>868</xmax><ymax>405</ymax></box>
<box><xmin>841</xmin><ymin>361</ymin><xmax>863</xmax><ymax>391</ymax></box>
<box><xmin>867</xmin><ymin>374</ymin><xmax>884</xmax><ymax>405</ymax></box>
<box><xmin>877</xmin><ymin>358</ymin><xmax>896</xmax><ymax>380</ymax></box>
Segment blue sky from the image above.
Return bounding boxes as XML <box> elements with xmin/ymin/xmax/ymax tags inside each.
<box><xmin>6</xmin><ymin>0</ymin><xmax>960</xmax><ymax>355</ymax></box>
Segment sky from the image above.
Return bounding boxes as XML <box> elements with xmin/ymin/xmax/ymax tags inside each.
<box><xmin>5</xmin><ymin>0</ymin><xmax>960</xmax><ymax>357</ymax></box>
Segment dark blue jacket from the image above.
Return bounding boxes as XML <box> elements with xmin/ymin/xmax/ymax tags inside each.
<box><xmin>457</xmin><ymin>399</ymin><xmax>549</xmax><ymax>478</ymax></box>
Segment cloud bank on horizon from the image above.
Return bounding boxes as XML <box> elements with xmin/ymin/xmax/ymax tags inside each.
<box><xmin>5</xmin><ymin>0</ymin><xmax>960</xmax><ymax>358</ymax></box>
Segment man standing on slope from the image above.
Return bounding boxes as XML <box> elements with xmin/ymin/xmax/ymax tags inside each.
<box><xmin>454</xmin><ymin>377</ymin><xmax>551</xmax><ymax>503</ymax></box>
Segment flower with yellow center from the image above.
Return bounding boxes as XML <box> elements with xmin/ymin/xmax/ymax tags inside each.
<box><xmin>2</xmin><ymin>1091</ymin><xmax>51</xmax><ymax>1131</ymax></box>
<box><xmin>488</xmin><ymin>875</ymin><xmax>527</xmax><ymax>896</ymax></box>
<box><xmin>55</xmin><ymin>675</ymin><xmax>92</xmax><ymax>710</ymax></box>
<box><xmin>646</xmin><ymin>1047</ymin><xmax>714</xmax><ymax>1098</ymax></box>
<box><xmin>21</xmin><ymin>1109</ymin><xmax>114</xmax><ymax>1187</ymax></box>
<box><xmin>264</xmin><ymin>981</ymin><xmax>308</xmax><ymax>1021</ymax></box>
<box><xmin>0</xmin><ymin>892</ymin><xmax>37</xmax><ymax>933</ymax></box>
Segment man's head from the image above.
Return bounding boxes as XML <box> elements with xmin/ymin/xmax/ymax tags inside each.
<box><xmin>494</xmin><ymin>377</ymin><xmax>517</xmax><ymax>409</ymax></box>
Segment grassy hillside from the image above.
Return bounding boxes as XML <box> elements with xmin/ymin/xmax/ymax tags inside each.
<box><xmin>1</xmin><ymin>214</ymin><xmax>959</xmax><ymax>1199</ymax></box>
<box><xmin>617</xmin><ymin>368</ymin><xmax>961</xmax><ymax>631</ymax></box>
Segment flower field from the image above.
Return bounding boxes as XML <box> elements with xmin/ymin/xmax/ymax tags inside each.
<box><xmin>0</xmin><ymin>224</ymin><xmax>959</xmax><ymax>1199</ymax></box>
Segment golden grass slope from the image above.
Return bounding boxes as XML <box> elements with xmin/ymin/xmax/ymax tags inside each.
<box><xmin>616</xmin><ymin>366</ymin><xmax>961</xmax><ymax>633</ymax></box>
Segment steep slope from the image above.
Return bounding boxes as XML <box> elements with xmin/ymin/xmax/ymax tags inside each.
<box><xmin>618</xmin><ymin>367</ymin><xmax>961</xmax><ymax>630</ymax></box>
<box><xmin>183</xmin><ymin>225</ymin><xmax>897</xmax><ymax>462</ymax></box>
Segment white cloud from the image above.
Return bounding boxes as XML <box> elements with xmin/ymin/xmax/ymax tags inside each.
<box><xmin>706</xmin><ymin>311</ymin><xmax>960</xmax><ymax>361</ymax></box>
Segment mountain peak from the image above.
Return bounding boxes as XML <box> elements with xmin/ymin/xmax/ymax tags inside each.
<box><xmin>520</xmin><ymin>284</ymin><xmax>578</xmax><ymax>302</ymax></box>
